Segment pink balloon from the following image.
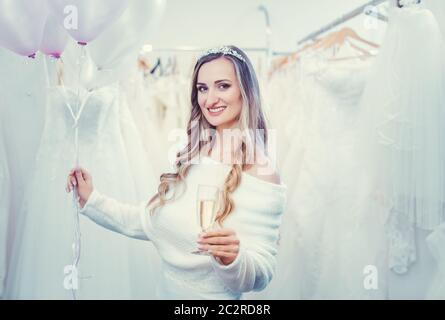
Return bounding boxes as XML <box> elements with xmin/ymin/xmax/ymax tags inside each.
<box><xmin>0</xmin><ymin>0</ymin><xmax>49</xmax><ymax>58</ymax></box>
<box><xmin>47</xmin><ymin>0</ymin><xmax>129</xmax><ymax>45</ymax></box>
<box><xmin>40</xmin><ymin>13</ymin><xmax>69</xmax><ymax>59</ymax></box>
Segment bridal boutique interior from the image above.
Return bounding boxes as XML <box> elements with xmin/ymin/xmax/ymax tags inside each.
<box><xmin>1</xmin><ymin>0</ymin><xmax>445</xmax><ymax>300</ymax></box>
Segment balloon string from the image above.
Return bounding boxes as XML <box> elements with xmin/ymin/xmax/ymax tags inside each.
<box><xmin>58</xmin><ymin>46</ymin><xmax>93</xmax><ymax>300</ymax></box>
<box><xmin>43</xmin><ymin>56</ymin><xmax>79</xmax><ymax>299</ymax></box>
<box><xmin>71</xmin><ymin>97</ymin><xmax>92</xmax><ymax>300</ymax></box>
<box><xmin>43</xmin><ymin>56</ymin><xmax>50</xmax><ymax>89</ymax></box>
<box><xmin>70</xmin><ymin>44</ymin><xmax>87</xmax><ymax>300</ymax></box>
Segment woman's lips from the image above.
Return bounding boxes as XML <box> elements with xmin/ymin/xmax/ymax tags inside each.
<box><xmin>207</xmin><ymin>106</ymin><xmax>226</xmax><ymax>116</ymax></box>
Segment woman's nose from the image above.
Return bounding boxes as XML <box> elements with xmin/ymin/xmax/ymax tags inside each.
<box><xmin>206</xmin><ymin>89</ymin><xmax>220</xmax><ymax>107</ymax></box>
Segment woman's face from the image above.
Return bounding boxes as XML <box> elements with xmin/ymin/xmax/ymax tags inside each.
<box><xmin>196</xmin><ymin>57</ymin><xmax>243</xmax><ymax>130</ymax></box>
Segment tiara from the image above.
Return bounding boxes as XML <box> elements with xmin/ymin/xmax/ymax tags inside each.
<box><xmin>199</xmin><ymin>46</ymin><xmax>246</xmax><ymax>62</ymax></box>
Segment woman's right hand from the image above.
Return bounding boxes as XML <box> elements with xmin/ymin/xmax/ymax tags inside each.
<box><xmin>66</xmin><ymin>167</ymin><xmax>94</xmax><ymax>208</ymax></box>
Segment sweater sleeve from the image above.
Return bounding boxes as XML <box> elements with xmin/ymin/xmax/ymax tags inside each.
<box><xmin>210</xmin><ymin>239</ymin><xmax>279</xmax><ymax>293</ymax></box>
<box><xmin>210</xmin><ymin>183</ymin><xmax>287</xmax><ymax>293</ymax></box>
<box><xmin>79</xmin><ymin>189</ymin><xmax>152</xmax><ymax>241</ymax></box>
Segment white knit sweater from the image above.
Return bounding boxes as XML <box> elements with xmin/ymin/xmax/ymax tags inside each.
<box><xmin>80</xmin><ymin>156</ymin><xmax>287</xmax><ymax>299</ymax></box>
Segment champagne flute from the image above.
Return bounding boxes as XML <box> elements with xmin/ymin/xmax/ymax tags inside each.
<box><xmin>191</xmin><ymin>184</ymin><xmax>220</xmax><ymax>255</ymax></box>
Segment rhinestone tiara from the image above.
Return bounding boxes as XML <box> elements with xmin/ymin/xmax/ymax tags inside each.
<box><xmin>199</xmin><ymin>46</ymin><xmax>246</xmax><ymax>62</ymax></box>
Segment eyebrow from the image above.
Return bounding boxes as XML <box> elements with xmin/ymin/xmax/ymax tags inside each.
<box><xmin>196</xmin><ymin>79</ymin><xmax>232</xmax><ymax>86</ymax></box>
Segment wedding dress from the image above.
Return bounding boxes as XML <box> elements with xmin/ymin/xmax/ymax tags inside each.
<box><xmin>260</xmin><ymin>49</ymin><xmax>389</xmax><ymax>299</ymax></box>
<box><xmin>124</xmin><ymin>73</ymin><xmax>190</xmax><ymax>178</ymax></box>
<box><xmin>5</xmin><ymin>84</ymin><xmax>160</xmax><ymax>299</ymax></box>
<box><xmin>356</xmin><ymin>2</ymin><xmax>445</xmax><ymax>275</ymax></box>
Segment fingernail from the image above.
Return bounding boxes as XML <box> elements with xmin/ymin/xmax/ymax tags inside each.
<box><xmin>73</xmin><ymin>180</ymin><xmax>77</xmax><ymax>186</ymax></box>
<box><xmin>198</xmin><ymin>245</ymin><xmax>205</xmax><ymax>250</ymax></box>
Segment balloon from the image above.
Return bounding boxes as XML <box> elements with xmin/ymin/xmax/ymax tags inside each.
<box><xmin>0</xmin><ymin>0</ymin><xmax>48</xmax><ymax>58</ymax></box>
<box><xmin>60</xmin><ymin>40</ymin><xmax>119</xmax><ymax>90</ymax></box>
<box><xmin>39</xmin><ymin>13</ymin><xmax>69</xmax><ymax>59</ymax></box>
<box><xmin>88</xmin><ymin>0</ymin><xmax>166</xmax><ymax>70</ymax></box>
<box><xmin>47</xmin><ymin>0</ymin><xmax>129</xmax><ymax>44</ymax></box>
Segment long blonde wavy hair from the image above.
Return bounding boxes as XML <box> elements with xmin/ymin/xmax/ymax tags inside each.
<box><xmin>147</xmin><ymin>46</ymin><xmax>268</xmax><ymax>225</ymax></box>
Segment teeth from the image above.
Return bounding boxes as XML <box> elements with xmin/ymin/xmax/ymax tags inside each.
<box><xmin>208</xmin><ymin>107</ymin><xmax>225</xmax><ymax>113</ymax></box>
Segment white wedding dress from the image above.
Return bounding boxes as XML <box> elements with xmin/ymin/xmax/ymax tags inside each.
<box><xmin>259</xmin><ymin>51</ymin><xmax>389</xmax><ymax>299</ymax></box>
<box><xmin>356</xmin><ymin>2</ymin><xmax>445</xmax><ymax>276</ymax></box>
<box><xmin>5</xmin><ymin>84</ymin><xmax>160</xmax><ymax>299</ymax></box>
<box><xmin>263</xmin><ymin>66</ymin><xmax>306</xmax><ymax>173</ymax></box>
<box><xmin>123</xmin><ymin>73</ymin><xmax>190</xmax><ymax>178</ymax></box>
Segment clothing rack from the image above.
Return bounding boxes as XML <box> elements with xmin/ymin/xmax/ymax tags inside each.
<box><xmin>149</xmin><ymin>46</ymin><xmax>293</xmax><ymax>58</ymax></box>
<box><xmin>297</xmin><ymin>0</ymin><xmax>388</xmax><ymax>46</ymax></box>
<box><xmin>151</xmin><ymin>46</ymin><xmax>270</xmax><ymax>53</ymax></box>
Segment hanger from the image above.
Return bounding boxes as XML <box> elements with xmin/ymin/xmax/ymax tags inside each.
<box><xmin>137</xmin><ymin>55</ymin><xmax>151</xmax><ymax>78</ymax></box>
<box><xmin>327</xmin><ymin>39</ymin><xmax>377</xmax><ymax>62</ymax></box>
<box><xmin>169</xmin><ymin>55</ymin><xmax>178</xmax><ymax>75</ymax></box>
<box><xmin>310</xmin><ymin>27</ymin><xmax>379</xmax><ymax>52</ymax></box>
<box><xmin>150</xmin><ymin>57</ymin><xmax>163</xmax><ymax>77</ymax></box>
<box><xmin>269</xmin><ymin>27</ymin><xmax>378</xmax><ymax>75</ymax></box>
<box><xmin>311</xmin><ymin>28</ymin><xmax>378</xmax><ymax>62</ymax></box>
<box><xmin>163</xmin><ymin>56</ymin><xmax>178</xmax><ymax>76</ymax></box>
<box><xmin>268</xmin><ymin>39</ymin><xmax>322</xmax><ymax>77</ymax></box>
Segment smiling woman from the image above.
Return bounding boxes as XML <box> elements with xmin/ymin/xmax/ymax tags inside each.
<box><xmin>196</xmin><ymin>58</ymin><xmax>243</xmax><ymax>126</ymax></box>
<box><xmin>65</xmin><ymin>45</ymin><xmax>287</xmax><ymax>300</ymax></box>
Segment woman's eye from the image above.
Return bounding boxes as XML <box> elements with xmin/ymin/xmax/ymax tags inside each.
<box><xmin>219</xmin><ymin>83</ymin><xmax>231</xmax><ymax>90</ymax></box>
<box><xmin>197</xmin><ymin>86</ymin><xmax>207</xmax><ymax>93</ymax></box>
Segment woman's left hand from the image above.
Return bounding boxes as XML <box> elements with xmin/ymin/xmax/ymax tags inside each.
<box><xmin>197</xmin><ymin>229</ymin><xmax>240</xmax><ymax>265</ymax></box>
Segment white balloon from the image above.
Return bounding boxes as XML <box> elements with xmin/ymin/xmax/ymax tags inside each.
<box><xmin>88</xmin><ymin>0</ymin><xmax>166</xmax><ymax>70</ymax></box>
<box><xmin>40</xmin><ymin>13</ymin><xmax>69</xmax><ymax>58</ymax></box>
<box><xmin>47</xmin><ymin>0</ymin><xmax>129</xmax><ymax>44</ymax></box>
<box><xmin>0</xmin><ymin>0</ymin><xmax>48</xmax><ymax>57</ymax></box>
<box><xmin>60</xmin><ymin>40</ymin><xmax>125</xmax><ymax>91</ymax></box>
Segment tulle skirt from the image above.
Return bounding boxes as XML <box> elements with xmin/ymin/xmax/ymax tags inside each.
<box><xmin>355</xmin><ymin>6</ymin><xmax>445</xmax><ymax>231</ymax></box>
<box><xmin>250</xmin><ymin>57</ymin><xmax>389</xmax><ymax>299</ymax></box>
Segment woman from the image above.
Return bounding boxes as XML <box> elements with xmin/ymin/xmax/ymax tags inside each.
<box><xmin>66</xmin><ymin>45</ymin><xmax>287</xmax><ymax>299</ymax></box>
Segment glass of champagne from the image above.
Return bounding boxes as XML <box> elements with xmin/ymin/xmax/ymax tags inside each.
<box><xmin>191</xmin><ymin>184</ymin><xmax>221</xmax><ymax>255</ymax></box>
